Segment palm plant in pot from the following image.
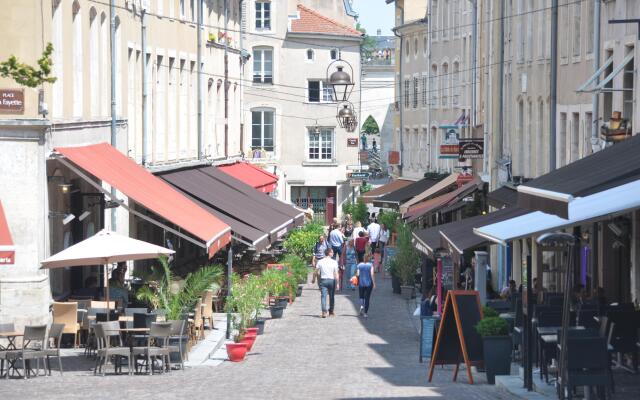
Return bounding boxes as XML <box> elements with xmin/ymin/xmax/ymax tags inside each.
<box><xmin>475</xmin><ymin>315</ymin><xmax>511</xmax><ymax>384</ymax></box>
<box><xmin>391</xmin><ymin>224</ymin><xmax>421</xmax><ymax>300</ymax></box>
<box><xmin>224</xmin><ymin>274</ymin><xmax>265</xmax><ymax>359</ymax></box>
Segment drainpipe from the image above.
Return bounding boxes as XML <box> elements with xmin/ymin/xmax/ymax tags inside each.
<box><xmin>427</xmin><ymin>2</ymin><xmax>432</xmax><ymax>170</ymax></box>
<box><xmin>550</xmin><ymin>0</ymin><xmax>558</xmax><ymax>171</ymax></box>
<box><xmin>497</xmin><ymin>0</ymin><xmax>505</xmax><ymax>181</ymax></box>
<box><xmin>591</xmin><ymin>0</ymin><xmax>601</xmax><ymax>153</ymax></box>
<box><xmin>471</xmin><ymin>0</ymin><xmax>478</xmax><ymax>130</ymax></box>
<box><xmin>392</xmin><ymin>3</ymin><xmax>404</xmax><ymax>176</ymax></box>
<box><xmin>109</xmin><ymin>0</ymin><xmax>117</xmax><ymax>230</ymax></box>
<box><xmin>239</xmin><ymin>0</ymin><xmax>245</xmax><ymax>156</ymax></box>
<box><xmin>197</xmin><ymin>0</ymin><xmax>203</xmax><ymax>159</ymax></box>
<box><xmin>224</xmin><ymin>0</ymin><xmax>229</xmax><ymax>158</ymax></box>
<box><xmin>141</xmin><ymin>9</ymin><xmax>148</xmax><ymax>166</ymax></box>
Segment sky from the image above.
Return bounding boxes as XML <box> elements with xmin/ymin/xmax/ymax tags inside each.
<box><xmin>352</xmin><ymin>0</ymin><xmax>395</xmax><ymax>37</ymax></box>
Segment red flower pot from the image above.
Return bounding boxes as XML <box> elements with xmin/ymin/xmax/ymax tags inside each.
<box><xmin>226</xmin><ymin>342</ymin><xmax>248</xmax><ymax>362</ymax></box>
<box><xmin>241</xmin><ymin>333</ymin><xmax>257</xmax><ymax>351</ymax></box>
<box><xmin>246</xmin><ymin>328</ymin><xmax>259</xmax><ymax>336</ymax></box>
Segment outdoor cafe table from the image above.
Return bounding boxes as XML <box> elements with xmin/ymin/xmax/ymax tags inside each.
<box><xmin>0</xmin><ymin>331</ymin><xmax>25</xmax><ymax>378</ymax></box>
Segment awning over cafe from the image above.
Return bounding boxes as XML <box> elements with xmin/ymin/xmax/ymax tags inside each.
<box><xmin>373</xmin><ymin>177</ymin><xmax>441</xmax><ymax>209</ymax></box>
<box><xmin>400</xmin><ymin>173</ymin><xmax>459</xmax><ymax>213</ymax></box>
<box><xmin>404</xmin><ymin>177</ymin><xmax>482</xmax><ymax>223</ymax></box>
<box><xmin>54</xmin><ymin>143</ymin><xmax>232</xmax><ymax>257</ymax></box>
<box><xmin>360</xmin><ymin>178</ymin><xmax>414</xmax><ymax>204</ymax></box>
<box><xmin>0</xmin><ymin>200</ymin><xmax>15</xmax><ymax>265</ymax></box>
<box><xmin>218</xmin><ymin>162</ymin><xmax>278</xmax><ymax>193</ymax></box>
<box><xmin>411</xmin><ymin>225</ymin><xmax>442</xmax><ymax>256</ymax></box>
<box><xmin>487</xmin><ymin>185</ymin><xmax>518</xmax><ymax>208</ymax></box>
<box><xmin>159</xmin><ymin>166</ymin><xmax>303</xmax><ymax>248</ymax></box>
<box><xmin>476</xmin><ymin>179</ymin><xmax>640</xmax><ymax>245</ymax></box>
<box><xmin>517</xmin><ymin>134</ymin><xmax>640</xmax><ymax>218</ymax></box>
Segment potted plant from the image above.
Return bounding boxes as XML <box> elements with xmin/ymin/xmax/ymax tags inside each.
<box><xmin>475</xmin><ymin>316</ymin><xmax>511</xmax><ymax>384</ymax></box>
<box><xmin>392</xmin><ymin>224</ymin><xmax>421</xmax><ymax>300</ymax></box>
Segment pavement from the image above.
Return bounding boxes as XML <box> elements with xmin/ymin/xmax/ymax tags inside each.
<box><xmin>0</xmin><ymin>277</ymin><xmax>516</xmax><ymax>400</ymax></box>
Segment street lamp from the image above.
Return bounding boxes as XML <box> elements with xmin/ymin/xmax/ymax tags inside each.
<box><xmin>327</xmin><ymin>59</ymin><xmax>355</xmax><ymax>102</ymax></box>
<box><xmin>312</xmin><ymin>120</ymin><xmax>320</xmax><ymax>135</ymax></box>
<box><xmin>337</xmin><ymin>102</ymin><xmax>357</xmax><ymax>132</ymax></box>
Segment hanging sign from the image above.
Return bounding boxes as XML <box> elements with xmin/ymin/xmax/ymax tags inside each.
<box><xmin>347</xmin><ymin>138</ymin><xmax>359</xmax><ymax>147</ymax></box>
<box><xmin>0</xmin><ymin>89</ymin><xmax>25</xmax><ymax>114</ymax></box>
<box><xmin>439</xmin><ymin>125</ymin><xmax>460</xmax><ymax>159</ymax></box>
<box><xmin>458</xmin><ymin>139</ymin><xmax>484</xmax><ymax>159</ymax></box>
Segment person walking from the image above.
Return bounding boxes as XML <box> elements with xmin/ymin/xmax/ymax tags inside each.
<box><xmin>315</xmin><ymin>248</ymin><xmax>339</xmax><ymax>318</ymax></box>
<box><xmin>354</xmin><ymin>230</ymin><xmax>368</xmax><ymax>263</ymax></box>
<box><xmin>378</xmin><ymin>223</ymin><xmax>390</xmax><ymax>260</ymax></box>
<box><xmin>352</xmin><ymin>221</ymin><xmax>365</xmax><ymax>240</ymax></box>
<box><xmin>344</xmin><ymin>240</ymin><xmax>358</xmax><ymax>290</ymax></box>
<box><xmin>328</xmin><ymin>224</ymin><xmax>345</xmax><ymax>262</ymax></box>
<box><xmin>367</xmin><ymin>218</ymin><xmax>381</xmax><ymax>254</ymax></box>
<box><xmin>356</xmin><ymin>253</ymin><xmax>376</xmax><ymax>318</ymax></box>
<box><xmin>312</xmin><ymin>234</ymin><xmax>328</xmax><ymax>268</ymax></box>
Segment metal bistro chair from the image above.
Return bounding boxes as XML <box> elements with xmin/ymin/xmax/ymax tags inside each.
<box><xmin>561</xmin><ymin>336</ymin><xmax>613</xmax><ymax>399</ymax></box>
<box><xmin>44</xmin><ymin>323</ymin><xmax>65</xmax><ymax>376</ymax></box>
<box><xmin>167</xmin><ymin>320</ymin><xmax>187</xmax><ymax>371</ymax></box>
<box><xmin>94</xmin><ymin>322</ymin><xmax>133</xmax><ymax>376</ymax></box>
<box><xmin>132</xmin><ymin>322</ymin><xmax>172</xmax><ymax>375</ymax></box>
<box><xmin>125</xmin><ymin>308</ymin><xmax>148</xmax><ymax>329</ymax></box>
<box><xmin>4</xmin><ymin>325</ymin><xmax>48</xmax><ymax>379</ymax></box>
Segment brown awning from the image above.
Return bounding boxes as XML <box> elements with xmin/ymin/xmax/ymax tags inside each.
<box><xmin>360</xmin><ymin>179</ymin><xmax>414</xmax><ymax>204</ymax></box>
<box><xmin>159</xmin><ymin>166</ymin><xmax>302</xmax><ymax>250</ymax></box>
<box><xmin>517</xmin><ymin>134</ymin><xmax>640</xmax><ymax>218</ymax></box>
<box><xmin>404</xmin><ymin>177</ymin><xmax>482</xmax><ymax>222</ymax></box>
<box><xmin>412</xmin><ymin>225</ymin><xmax>443</xmax><ymax>256</ymax></box>
<box><xmin>373</xmin><ymin>177</ymin><xmax>441</xmax><ymax>208</ymax></box>
<box><xmin>487</xmin><ymin>185</ymin><xmax>518</xmax><ymax>208</ymax></box>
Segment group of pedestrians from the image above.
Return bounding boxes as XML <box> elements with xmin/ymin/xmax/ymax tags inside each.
<box><xmin>312</xmin><ymin>215</ymin><xmax>389</xmax><ymax>319</ymax></box>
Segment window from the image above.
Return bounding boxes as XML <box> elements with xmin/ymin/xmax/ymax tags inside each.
<box><xmin>404</xmin><ymin>79</ymin><xmax>410</xmax><ymax>109</ymax></box>
<box><xmin>308</xmin><ymin>128</ymin><xmax>333</xmax><ymax>161</ymax></box>
<box><xmin>441</xmin><ymin>63</ymin><xmax>449</xmax><ymax>107</ymax></box>
<box><xmin>179</xmin><ymin>0</ymin><xmax>185</xmax><ymax>18</ymax></box>
<box><xmin>255</xmin><ymin>1</ymin><xmax>271</xmax><ymax>30</ymax></box>
<box><xmin>452</xmin><ymin>62</ymin><xmax>460</xmax><ymax>106</ymax></box>
<box><xmin>413</xmin><ymin>76</ymin><xmax>419</xmax><ymax>108</ymax></box>
<box><xmin>517</xmin><ymin>0</ymin><xmax>525</xmax><ymax>62</ymax></box>
<box><xmin>570</xmin><ymin>113</ymin><xmax>579</xmax><ymax>163</ymax></box>
<box><xmin>432</xmin><ymin>0</ymin><xmax>438</xmax><ymax>40</ymax></box>
<box><xmin>190</xmin><ymin>0</ymin><xmax>195</xmax><ymax>22</ymax></box>
<box><xmin>307</xmin><ymin>80</ymin><xmax>333</xmax><ymax>103</ymax></box>
<box><xmin>72</xmin><ymin>1</ymin><xmax>83</xmax><ymax>118</ymax></box>
<box><xmin>586</xmin><ymin>1</ymin><xmax>594</xmax><ymax>54</ymax></box>
<box><xmin>442</xmin><ymin>0</ymin><xmax>449</xmax><ymax>39</ymax></box>
<box><xmin>526</xmin><ymin>0</ymin><xmax>533</xmax><ymax>60</ymax></box>
<box><xmin>572</xmin><ymin>2</ymin><xmax>581</xmax><ymax>57</ymax></box>
<box><xmin>558</xmin><ymin>112</ymin><xmax>567</xmax><ymax>167</ymax></box>
<box><xmin>405</xmin><ymin>40</ymin><xmax>410</xmax><ymax>58</ymax></box>
<box><xmin>253</xmin><ymin>47</ymin><xmax>273</xmax><ymax>83</ymax></box>
<box><xmin>422</xmin><ymin>75</ymin><xmax>428</xmax><ymax>107</ymax></box>
<box><xmin>306</xmin><ymin>49</ymin><xmax>314</xmax><ymax>61</ymax></box>
<box><xmin>330</xmin><ymin>49</ymin><xmax>338</xmax><ymax>60</ymax></box>
<box><xmin>414</xmin><ymin>37</ymin><xmax>418</xmax><ymax>57</ymax></box>
<box><xmin>430</xmin><ymin>64</ymin><xmax>438</xmax><ymax>106</ymax></box>
<box><xmin>251</xmin><ymin>109</ymin><xmax>274</xmax><ymax>151</ymax></box>
<box><xmin>559</xmin><ymin>1</ymin><xmax>568</xmax><ymax>59</ymax></box>
<box><xmin>453</xmin><ymin>0</ymin><xmax>460</xmax><ymax>37</ymax></box>
<box><xmin>89</xmin><ymin>8</ymin><xmax>99</xmax><ymax>117</ymax></box>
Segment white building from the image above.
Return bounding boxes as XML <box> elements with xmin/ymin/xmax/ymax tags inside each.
<box><xmin>242</xmin><ymin>0</ymin><xmax>362</xmax><ymax>224</ymax></box>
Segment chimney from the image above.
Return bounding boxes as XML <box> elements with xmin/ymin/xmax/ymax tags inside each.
<box><xmin>377</xmin><ymin>29</ymin><xmax>382</xmax><ymax>36</ymax></box>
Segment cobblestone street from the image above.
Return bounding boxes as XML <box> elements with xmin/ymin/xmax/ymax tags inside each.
<box><xmin>0</xmin><ymin>277</ymin><xmax>515</xmax><ymax>400</ymax></box>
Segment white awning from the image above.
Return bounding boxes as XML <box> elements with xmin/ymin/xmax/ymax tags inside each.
<box><xmin>576</xmin><ymin>56</ymin><xmax>613</xmax><ymax>92</ymax></box>
<box><xmin>473</xmin><ymin>179</ymin><xmax>640</xmax><ymax>245</ymax></box>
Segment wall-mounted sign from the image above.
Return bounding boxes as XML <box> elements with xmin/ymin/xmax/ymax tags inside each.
<box><xmin>350</xmin><ymin>171</ymin><xmax>370</xmax><ymax>179</ymax></box>
<box><xmin>439</xmin><ymin>125</ymin><xmax>460</xmax><ymax>159</ymax></box>
<box><xmin>0</xmin><ymin>89</ymin><xmax>25</xmax><ymax>114</ymax></box>
<box><xmin>458</xmin><ymin>139</ymin><xmax>484</xmax><ymax>159</ymax></box>
<box><xmin>388</xmin><ymin>150</ymin><xmax>400</xmax><ymax>165</ymax></box>
<box><xmin>347</xmin><ymin>138</ymin><xmax>358</xmax><ymax>147</ymax></box>
<box><xmin>359</xmin><ymin>151</ymin><xmax>369</xmax><ymax>163</ymax></box>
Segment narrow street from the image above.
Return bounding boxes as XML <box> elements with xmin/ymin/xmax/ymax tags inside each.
<box><xmin>0</xmin><ymin>276</ymin><xmax>513</xmax><ymax>400</ymax></box>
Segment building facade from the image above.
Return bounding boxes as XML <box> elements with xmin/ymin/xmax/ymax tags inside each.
<box><xmin>0</xmin><ymin>0</ymin><xmax>242</xmax><ymax>327</ymax></box>
<box><xmin>242</xmin><ymin>0</ymin><xmax>361</xmax><ymax>224</ymax></box>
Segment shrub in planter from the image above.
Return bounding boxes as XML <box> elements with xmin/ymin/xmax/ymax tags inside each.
<box><xmin>279</xmin><ymin>254</ymin><xmax>309</xmax><ymax>285</ymax></box>
<box><xmin>282</xmin><ymin>222</ymin><xmax>325</xmax><ymax>260</ymax></box>
<box><xmin>475</xmin><ymin>316</ymin><xmax>511</xmax><ymax>384</ymax></box>
<box><xmin>391</xmin><ymin>224</ymin><xmax>421</xmax><ymax>298</ymax></box>
<box><xmin>482</xmin><ymin>306</ymin><xmax>499</xmax><ymax>319</ymax></box>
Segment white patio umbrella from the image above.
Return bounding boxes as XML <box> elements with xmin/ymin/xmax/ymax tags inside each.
<box><xmin>41</xmin><ymin>229</ymin><xmax>175</xmax><ymax>317</ymax></box>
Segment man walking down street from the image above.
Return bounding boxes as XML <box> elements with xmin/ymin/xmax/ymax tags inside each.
<box><xmin>328</xmin><ymin>224</ymin><xmax>345</xmax><ymax>262</ymax></box>
<box><xmin>367</xmin><ymin>218</ymin><xmax>381</xmax><ymax>255</ymax></box>
<box><xmin>316</xmin><ymin>248</ymin><xmax>339</xmax><ymax>318</ymax></box>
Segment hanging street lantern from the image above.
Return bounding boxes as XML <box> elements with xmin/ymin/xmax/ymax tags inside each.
<box><xmin>312</xmin><ymin>120</ymin><xmax>320</xmax><ymax>135</ymax></box>
<box><xmin>327</xmin><ymin>58</ymin><xmax>355</xmax><ymax>102</ymax></box>
<box><xmin>337</xmin><ymin>102</ymin><xmax>357</xmax><ymax>132</ymax></box>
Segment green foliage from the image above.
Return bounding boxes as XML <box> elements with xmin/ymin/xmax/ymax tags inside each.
<box><xmin>482</xmin><ymin>306</ymin><xmax>499</xmax><ymax>319</ymax></box>
<box><xmin>356</xmin><ymin>23</ymin><xmax>377</xmax><ymax>59</ymax></box>
<box><xmin>260</xmin><ymin>268</ymin><xmax>289</xmax><ymax>297</ymax></box>
<box><xmin>362</xmin><ymin>115</ymin><xmax>380</xmax><ymax>134</ymax></box>
<box><xmin>225</xmin><ymin>273</ymin><xmax>267</xmax><ymax>339</ymax></box>
<box><xmin>360</xmin><ymin>182</ymin><xmax>373</xmax><ymax>194</ymax></box>
<box><xmin>378</xmin><ymin>211</ymin><xmax>400</xmax><ymax>233</ymax></box>
<box><xmin>423</xmin><ymin>172</ymin><xmax>450</xmax><ymax>181</ymax></box>
<box><xmin>475</xmin><ymin>316</ymin><xmax>509</xmax><ymax>337</ymax></box>
<box><xmin>282</xmin><ymin>222</ymin><xmax>325</xmax><ymax>261</ymax></box>
<box><xmin>342</xmin><ymin>198</ymin><xmax>369</xmax><ymax>226</ymax></box>
<box><xmin>136</xmin><ymin>256</ymin><xmax>224</xmax><ymax>320</ymax></box>
<box><xmin>390</xmin><ymin>224</ymin><xmax>421</xmax><ymax>285</ymax></box>
<box><xmin>0</xmin><ymin>43</ymin><xmax>57</xmax><ymax>88</ymax></box>
<box><xmin>280</xmin><ymin>254</ymin><xmax>309</xmax><ymax>283</ymax></box>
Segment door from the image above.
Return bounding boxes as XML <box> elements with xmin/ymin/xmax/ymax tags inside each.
<box><xmin>326</xmin><ymin>186</ymin><xmax>337</xmax><ymax>225</ymax></box>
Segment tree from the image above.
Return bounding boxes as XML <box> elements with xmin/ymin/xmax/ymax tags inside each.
<box><xmin>356</xmin><ymin>23</ymin><xmax>377</xmax><ymax>60</ymax></box>
<box><xmin>362</xmin><ymin>115</ymin><xmax>380</xmax><ymax>134</ymax></box>
<box><xmin>0</xmin><ymin>43</ymin><xmax>57</xmax><ymax>88</ymax></box>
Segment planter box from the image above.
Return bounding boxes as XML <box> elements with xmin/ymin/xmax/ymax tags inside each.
<box><xmin>482</xmin><ymin>335</ymin><xmax>512</xmax><ymax>384</ymax></box>
<box><xmin>391</xmin><ymin>275</ymin><xmax>401</xmax><ymax>294</ymax></box>
<box><xmin>270</xmin><ymin>305</ymin><xmax>284</xmax><ymax>319</ymax></box>
<box><xmin>400</xmin><ymin>285</ymin><xmax>415</xmax><ymax>300</ymax></box>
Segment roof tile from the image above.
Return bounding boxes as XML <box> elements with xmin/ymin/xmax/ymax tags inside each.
<box><xmin>290</xmin><ymin>4</ymin><xmax>363</xmax><ymax>37</ymax></box>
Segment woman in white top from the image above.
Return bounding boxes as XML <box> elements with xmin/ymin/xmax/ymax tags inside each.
<box><xmin>378</xmin><ymin>223</ymin><xmax>390</xmax><ymax>260</ymax></box>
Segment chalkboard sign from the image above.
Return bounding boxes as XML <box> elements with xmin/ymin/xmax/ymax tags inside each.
<box><xmin>383</xmin><ymin>246</ymin><xmax>397</xmax><ymax>271</ymax></box>
<box><xmin>428</xmin><ymin>290</ymin><xmax>484</xmax><ymax>384</ymax></box>
<box><xmin>420</xmin><ymin>316</ymin><xmax>439</xmax><ymax>363</ymax></box>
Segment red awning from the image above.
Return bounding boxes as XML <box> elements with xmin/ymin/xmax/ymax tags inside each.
<box><xmin>55</xmin><ymin>143</ymin><xmax>231</xmax><ymax>257</ymax></box>
<box><xmin>0</xmin><ymin>201</ymin><xmax>15</xmax><ymax>264</ymax></box>
<box><xmin>218</xmin><ymin>162</ymin><xmax>278</xmax><ymax>193</ymax></box>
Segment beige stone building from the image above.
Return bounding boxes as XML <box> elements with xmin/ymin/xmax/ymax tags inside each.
<box><xmin>0</xmin><ymin>0</ymin><xmax>241</xmax><ymax>326</ymax></box>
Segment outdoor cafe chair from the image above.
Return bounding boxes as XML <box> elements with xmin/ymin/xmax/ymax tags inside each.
<box><xmin>44</xmin><ymin>323</ymin><xmax>64</xmax><ymax>376</ymax></box>
<box><xmin>559</xmin><ymin>336</ymin><xmax>613</xmax><ymax>399</ymax></box>
<box><xmin>132</xmin><ymin>322</ymin><xmax>172</xmax><ymax>375</ymax></box>
<box><xmin>91</xmin><ymin>300</ymin><xmax>116</xmax><ymax>310</ymax></box>
<box><xmin>52</xmin><ymin>301</ymin><xmax>80</xmax><ymax>348</ymax></box>
<box><xmin>202</xmin><ymin>290</ymin><xmax>214</xmax><ymax>329</ymax></box>
<box><xmin>125</xmin><ymin>308</ymin><xmax>148</xmax><ymax>329</ymax></box>
<box><xmin>189</xmin><ymin>298</ymin><xmax>204</xmax><ymax>343</ymax></box>
<box><xmin>94</xmin><ymin>322</ymin><xmax>133</xmax><ymax>376</ymax></box>
<box><xmin>3</xmin><ymin>325</ymin><xmax>48</xmax><ymax>379</ymax></box>
<box><xmin>167</xmin><ymin>320</ymin><xmax>187</xmax><ymax>371</ymax></box>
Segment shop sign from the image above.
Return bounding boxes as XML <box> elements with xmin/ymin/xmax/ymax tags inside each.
<box><xmin>0</xmin><ymin>89</ymin><xmax>25</xmax><ymax>114</ymax></box>
<box><xmin>456</xmin><ymin>166</ymin><xmax>474</xmax><ymax>186</ymax></box>
<box><xmin>350</xmin><ymin>171</ymin><xmax>369</xmax><ymax>179</ymax></box>
<box><xmin>359</xmin><ymin>151</ymin><xmax>369</xmax><ymax>162</ymax></box>
<box><xmin>388</xmin><ymin>150</ymin><xmax>400</xmax><ymax>165</ymax></box>
<box><xmin>458</xmin><ymin>138</ymin><xmax>484</xmax><ymax>160</ymax></box>
<box><xmin>347</xmin><ymin>138</ymin><xmax>359</xmax><ymax>147</ymax></box>
<box><xmin>347</xmin><ymin>164</ymin><xmax>369</xmax><ymax>171</ymax></box>
<box><xmin>0</xmin><ymin>248</ymin><xmax>15</xmax><ymax>265</ymax></box>
<box><xmin>439</xmin><ymin>125</ymin><xmax>460</xmax><ymax>159</ymax></box>
<box><xmin>349</xmin><ymin>179</ymin><xmax>363</xmax><ymax>187</ymax></box>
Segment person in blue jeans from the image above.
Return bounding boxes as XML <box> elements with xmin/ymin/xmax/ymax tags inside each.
<box><xmin>315</xmin><ymin>247</ymin><xmax>339</xmax><ymax>318</ymax></box>
<box><xmin>356</xmin><ymin>253</ymin><xmax>376</xmax><ymax>318</ymax></box>
<box><xmin>344</xmin><ymin>239</ymin><xmax>358</xmax><ymax>290</ymax></box>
